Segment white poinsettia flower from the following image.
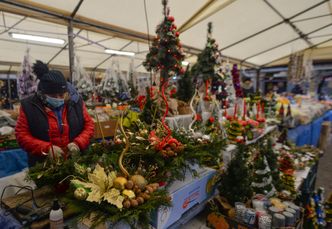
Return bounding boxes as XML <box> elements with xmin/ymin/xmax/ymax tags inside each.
<box><xmin>103</xmin><ymin>188</ymin><xmax>125</xmax><ymax>209</ymax></box>
<box><xmin>71</xmin><ymin>165</ymin><xmax>125</xmax><ymax>208</ymax></box>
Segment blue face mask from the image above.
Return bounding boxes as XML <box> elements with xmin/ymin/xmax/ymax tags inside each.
<box><xmin>46</xmin><ymin>96</ymin><xmax>64</xmax><ymax>108</ymax></box>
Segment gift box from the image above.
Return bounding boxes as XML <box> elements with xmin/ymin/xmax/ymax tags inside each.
<box><xmin>151</xmin><ymin>166</ymin><xmax>217</xmax><ymax>229</ymax></box>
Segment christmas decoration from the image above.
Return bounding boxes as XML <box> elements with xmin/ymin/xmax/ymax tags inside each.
<box><xmin>226</xmin><ymin>120</ymin><xmax>244</xmax><ymax>143</ymax></box>
<box><xmin>232</xmin><ymin>64</ymin><xmax>243</xmax><ymax>98</ymax></box>
<box><xmin>306</xmin><ymin>189</ymin><xmax>327</xmax><ymax>228</ymax></box>
<box><xmin>279</xmin><ymin>153</ymin><xmax>296</xmax><ymax>196</ymax></box>
<box><xmin>17</xmin><ymin>48</ymin><xmax>38</xmax><ymax>99</ymax></box>
<box><xmin>99</xmin><ymin>67</ymin><xmax>119</xmax><ymax>102</ymax></box>
<box><xmin>263</xmin><ymin>138</ymin><xmax>282</xmax><ymax>191</ymax></box>
<box><xmin>143</xmin><ymin>0</ymin><xmax>184</xmax><ymax>80</ymax></box>
<box><xmin>325</xmin><ymin>193</ymin><xmax>332</xmax><ymax>224</ymax></box>
<box><xmin>218</xmin><ymin>144</ymin><xmax>253</xmax><ymax>205</ymax></box>
<box><xmin>72</xmin><ymin>56</ymin><xmax>94</xmax><ymax>100</ymax></box>
<box><xmin>251</xmin><ymin>153</ymin><xmax>276</xmax><ymax>197</ymax></box>
<box><xmin>191</xmin><ymin>22</ymin><xmax>221</xmax><ymax>101</ymax></box>
<box><xmin>143</xmin><ymin>0</ymin><xmax>185</xmax><ymax>154</ymax></box>
<box><xmin>176</xmin><ymin>65</ymin><xmax>194</xmax><ymax>103</ymax></box>
<box><xmin>128</xmin><ymin>60</ymin><xmax>138</xmax><ymax>99</ymax></box>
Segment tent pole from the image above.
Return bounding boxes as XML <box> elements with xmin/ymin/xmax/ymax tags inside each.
<box><xmin>67</xmin><ymin>20</ymin><xmax>75</xmax><ymax>82</ymax></box>
<box><xmin>256</xmin><ymin>68</ymin><xmax>261</xmax><ymax>93</ymax></box>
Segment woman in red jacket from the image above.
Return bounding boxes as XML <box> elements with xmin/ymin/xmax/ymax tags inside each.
<box><xmin>15</xmin><ymin>61</ymin><xmax>94</xmax><ymax>166</ymax></box>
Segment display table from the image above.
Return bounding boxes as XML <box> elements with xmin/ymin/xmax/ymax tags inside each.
<box><xmin>288</xmin><ymin>110</ymin><xmax>332</xmax><ymax>146</ymax></box>
<box><xmin>223</xmin><ymin>125</ymin><xmax>277</xmax><ymax>167</ymax></box>
<box><xmin>0</xmin><ymin>149</ymin><xmax>27</xmax><ymax>178</ymax></box>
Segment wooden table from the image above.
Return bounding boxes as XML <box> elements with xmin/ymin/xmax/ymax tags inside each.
<box><xmin>2</xmin><ymin>186</ymin><xmax>78</xmax><ymax>229</ymax></box>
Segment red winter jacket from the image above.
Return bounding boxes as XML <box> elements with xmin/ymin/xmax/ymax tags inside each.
<box><xmin>15</xmin><ymin>101</ymin><xmax>94</xmax><ymax>157</ymax></box>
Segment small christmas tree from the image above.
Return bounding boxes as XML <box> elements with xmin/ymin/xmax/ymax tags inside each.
<box><xmin>143</xmin><ymin>0</ymin><xmax>185</xmax><ymax>83</ymax></box>
<box><xmin>223</xmin><ymin>62</ymin><xmax>235</xmax><ymax>107</ymax></box>
<box><xmin>279</xmin><ymin>153</ymin><xmax>296</xmax><ymax>195</ymax></box>
<box><xmin>264</xmin><ymin>138</ymin><xmax>282</xmax><ymax>191</ymax></box>
<box><xmin>116</xmin><ymin>71</ymin><xmax>130</xmax><ymax>101</ymax></box>
<box><xmin>252</xmin><ymin>153</ymin><xmax>276</xmax><ymax>197</ymax></box>
<box><xmin>176</xmin><ymin>66</ymin><xmax>194</xmax><ymax>103</ymax></box>
<box><xmin>142</xmin><ymin>0</ymin><xmax>184</xmax><ymax>156</ymax></box>
<box><xmin>128</xmin><ymin>61</ymin><xmax>138</xmax><ymax>99</ymax></box>
<box><xmin>99</xmin><ymin>67</ymin><xmax>119</xmax><ymax>102</ymax></box>
<box><xmin>219</xmin><ymin>144</ymin><xmax>253</xmax><ymax>205</ymax></box>
<box><xmin>17</xmin><ymin>48</ymin><xmax>38</xmax><ymax>99</ymax></box>
<box><xmin>72</xmin><ymin>56</ymin><xmax>93</xmax><ymax>100</ymax></box>
<box><xmin>191</xmin><ymin>22</ymin><xmax>221</xmax><ymax>100</ymax></box>
<box><xmin>140</xmin><ymin>87</ymin><xmax>161</xmax><ymax>125</ymax></box>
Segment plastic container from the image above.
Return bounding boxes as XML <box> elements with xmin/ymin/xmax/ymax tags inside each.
<box><xmin>49</xmin><ymin>199</ymin><xmax>64</xmax><ymax>229</ymax></box>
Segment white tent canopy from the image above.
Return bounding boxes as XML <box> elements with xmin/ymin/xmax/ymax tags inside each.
<box><xmin>0</xmin><ymin>0</ymin><xmax>332</xmax><ymax>72</ymax></box>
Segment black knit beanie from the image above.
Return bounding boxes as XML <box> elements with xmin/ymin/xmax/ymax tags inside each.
<box><xmin>33</xmin><ymin>60</ymin><xmax>67</xmax><ymax>94</ymax></box>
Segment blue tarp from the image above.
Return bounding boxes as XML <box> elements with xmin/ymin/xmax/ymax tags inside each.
<box><xmin>288</xmin><ymin>110</ymin><xmax>332</xmax><ymax>146</ymax></box>
<box><xmin>0</xmin><ymin>209</ymin><xmax>21</xmax><ymax>229</ymax></box>
<box><xmin>0</xmin><ymin>149</ymin><xmax>27</xmax><ymax>178</ymax></box>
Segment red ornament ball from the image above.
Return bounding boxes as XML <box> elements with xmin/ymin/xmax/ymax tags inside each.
<box><xmin>179</xmin><ymin>68</ymin><xmax>185</xmax><ymax>74</ymax></box>
<box><xmin>167</xmin><ymin>16</ymin><xmax>175</xmax><ymax>22</ymax></box>
<box><xmin>175</xmin><ymin>32</ymin><xmax>180</xmax><ymax>37</ymax></box>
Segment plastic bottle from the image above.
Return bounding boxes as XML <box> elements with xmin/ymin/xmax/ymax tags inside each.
<box><xmin>49</xmin><ymin>199</ymin><xmax>64</xmax><ymax>229</ymax></box>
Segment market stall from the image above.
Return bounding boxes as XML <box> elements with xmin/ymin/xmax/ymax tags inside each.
<box><xmin>0</xmin><ymin>0</ymin><xmax>332</xmax><ymax>228</ymax></box>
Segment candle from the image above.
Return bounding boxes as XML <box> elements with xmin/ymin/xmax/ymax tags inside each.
<box><xmin>243</xmin><ymin>100</ymin><xmax>247</xmax><ymax>120</ymax></box>
<box><xmin>233</xmin><ymin>103</ymin><xmax>238</xmax><ymax>119</ymax></box>
<box><xmin>256</xmin><ymin>102</ymin><xmax>260</xmax><ymax>120</ymax></box>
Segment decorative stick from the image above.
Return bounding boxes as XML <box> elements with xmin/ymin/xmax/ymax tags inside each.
<box><xmin>118</xmin><ymin>111</ymin><xmax>130</xmax><ymax>178</ymax></box>
<box><xmin>188</xmin><ymin>89</ymin><xmax>198</xmax><ymax>133</ymax></box>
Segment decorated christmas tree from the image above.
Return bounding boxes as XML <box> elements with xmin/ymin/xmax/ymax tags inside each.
<box><xmin>252</xmin><ymin>153</ymin><xmax>275</xmax><ymax>197</ymax></box>
<box><xmin>176</xmin><ymin>65</ymin><xmax>194</xmax><ymax>103</ymax></box>
<box><xmin>223</xmin><ymin>62</ymin><xmax>236</xmax><ymax>108</ymax></box>
<box><xmin>99</xmin><ymin>67</ymin><xmax>119</xmax><ymax>102</ymax></box>
<box><xmin>264</xmin><ymin>138</ymin><xmax>282</xmax><ymax>191</ymax></box>
<box><xmin>116</xmin><ymin>70</ymin><xmax>130</xmax><ymax>101</ymax></box>
<box><xmin>143</xmin><ymin>0</ymin><xmax>184</xmax><ymax>155</ymax></box>
<box><xmin>72</xmin><ymin>56</ymin><xmax>93</xmax><ymax>100</ymax></box>
<box><xmin>191</xmin><ymin>22</ymin><xmax>221</xmax><ymax>101</ymax></box>
<box><xmin>279</xmin><ymin>153</ymin><xmax>296</xmax><ymax>195</ymax></box>
<box><xmin>128</xmin><ymin>60</ymin><xmax>138</xmax><ymax>99</ymax></box>
<box><xmin>219</xmin><ymin>144</ymin><xmax>253</xmax><ymax>205</ymax></box>
<box><xmin>140</xmin><ymin>87</ymin><xmax>161</xmax><ymax>125</ymax></box>
<box><xmin>17</xmin><ymin>48</ymin><xmax>38</xmax><ymax>99</ymax></box>
<box><xmin>143</xmin><ymin>0</ymin><xmax>185</xmax><ymax>82</ymax></box>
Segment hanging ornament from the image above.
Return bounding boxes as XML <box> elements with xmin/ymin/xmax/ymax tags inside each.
<box><xmin>167</xmin><ymin>16</ymin><xmax>174</xmax><ymax>22</ymax></box>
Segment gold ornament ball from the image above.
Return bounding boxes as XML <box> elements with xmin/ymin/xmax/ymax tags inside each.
<box><xmin>74</xmin><ymin>187</ymin><xmax>88</xmax><ymax>200</ymax></box>
<box><xmin>113</xmin><ymin>177</ymin><xmax>128</xmax><ymax>190</ymax></box>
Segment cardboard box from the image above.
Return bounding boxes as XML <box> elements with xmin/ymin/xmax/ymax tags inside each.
<box><xmin>94</xmin><ymin>119</ymin><xmax>118</xmax><ymax>139</ymax></box>
<box><xmin>151</xmin><ymin>166</ymin><xmax>217</xmax><ymax>229</ymax></box>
